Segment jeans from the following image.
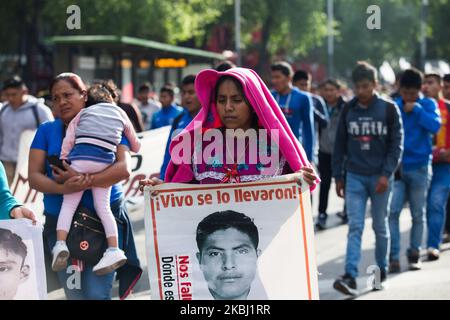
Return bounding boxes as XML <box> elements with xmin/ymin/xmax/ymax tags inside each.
<box><xmin>344</xmin><ymin>172</ymin><xmax>392</xmax><ymax>278</ymax></box>
<box><xmin>388</xmin><ymin>165</ymin><xmax>431</xmax><ymax>261</ymax></box>
<box><xmin>426</xmin><ymin>164</ymin><xmax>450</xmax><ymax>249</ymax></box>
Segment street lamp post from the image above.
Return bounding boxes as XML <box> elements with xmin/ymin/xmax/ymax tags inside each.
<box><xmin>420</xmin><ymin>0</ymin><xmax>429</xmax><ymax>70</ymax></box>
<box><xmin>235</xmin><ymin>0</ymin><xmax>241</xmax><ymax>66</ymax></box>
<box><xmin>327</xmin><ymin>0</ymin><xmax>334</xmax><ymax>78</ymax></box>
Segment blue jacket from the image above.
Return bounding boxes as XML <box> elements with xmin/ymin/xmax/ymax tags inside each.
<box><xmin>271</xmin><ymin>87</ymin><xmax>315</xmax><ymax>161</ymax></box>
<box><xmin>395</xmin><ymin>95</ymin><xmax>441</xmax><ymax>170</ymax></box>
<box><xmin>160</xmin><ymin>109</ymin><xmax>194</xmax><ymax>180</ymax></box>
<box><xmin>151</xmin><ymin>104</ymin><xmax>183</xmax><ymax>130</ymax></box>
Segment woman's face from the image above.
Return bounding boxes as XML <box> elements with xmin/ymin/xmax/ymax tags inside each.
<box><xmin>51</xmin><ymin>80</ymin><xmax>86</xmax><ymax>125</ymax></box>
<box><xmin>216</xmin><ymin>79</ymin><xmax>253</xmax><ymax>130</ymax></box>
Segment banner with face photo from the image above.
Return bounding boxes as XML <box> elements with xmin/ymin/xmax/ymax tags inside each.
<box><xmin>11</xmin><ymin>126</ymin><xmax>171</xmax><ymax>217</ymax></box>
<box><xmin>0</xmin><ymin>219</ymin><xmax>47</xmax><ymax>300</ymax></box>
<box><xmin>144</xmin><ymin>173</ymin><xmax>319</xmax><ymax>300</ymax></box>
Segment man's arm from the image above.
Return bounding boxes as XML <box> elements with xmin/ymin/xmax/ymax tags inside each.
<box><xmin>159</xmin><ymin>126</ymin><xmax>175</xmax><ymax>181</ymax></box>
<box><xmin>414</xmin><ymin>98</ymin><xmax>441</xmax><ymax>134</ymax></box>
<box><xmin>332</xmin><ymin>106</ymin><xmax>348</xmax><ymax>182</ymax></box>
<box><xmin>0</xmin><ymin>162</ymin><xmax>20</xmax><ymax>219</ymax></box>
<box><xmin>300</xmin><ymin>94</ymin><xmax>315</xmax><ymax>161</ymax></box>
<box><xmin>382</xmin><ymin>103</ymin><xmax>404</xmax><ymax>178</ymax></box>
<box><xmin>313</xmin><ymin>95</ymin><xmax>329</xmax><ymax>129</ymax></box>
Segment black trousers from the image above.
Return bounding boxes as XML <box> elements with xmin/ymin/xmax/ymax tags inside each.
<box><xmin>318</xmin><ymin>151</ymin><xmax>333</xmax><ymax>215</ymax></box>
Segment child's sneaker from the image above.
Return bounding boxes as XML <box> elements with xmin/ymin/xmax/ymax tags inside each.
<box><xmin>52</xmin><ymin>241</ymin><xmax>70</xmax><ymax>272</ymax></box>
<box><xmin>93</xmin><ymin>248</ymin><xmax>127</xmax><ymax>275</ymax></box>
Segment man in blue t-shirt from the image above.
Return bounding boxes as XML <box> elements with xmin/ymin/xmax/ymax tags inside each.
<box><xmin>270</xmin><ymin>62</ymin><xmax>315</xmax><ymax>161</ymax></box>
<box><xmin>160</xmin><ymin>75</ymin><xmax>201</xmax><ymax>180</ymax></box>
<box><xmin>151</xmin><ymin>85</ymin><xmax>183</xmax><ymax>130</ymax></box>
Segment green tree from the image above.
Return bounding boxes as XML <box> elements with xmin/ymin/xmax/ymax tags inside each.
<box><xmin>231</xmin><ymin>0</ymin><xmax>328</xmax><ymax>76</ymax></box>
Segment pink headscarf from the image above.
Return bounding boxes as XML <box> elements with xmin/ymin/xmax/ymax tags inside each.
<box><xmin>165</xmin><ymin>67</ymin><xmax>319</xmax><ymax>190</ymax></box>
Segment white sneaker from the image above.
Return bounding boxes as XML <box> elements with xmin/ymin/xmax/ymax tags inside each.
<box><xmin>52</xmin><ymin>241</ymin><xmax>70</xmax><ymax>272</ymax></box>
<box><xmin>93</xmin><ymin>248</ymin><xmax>127</xmax><ymax>275</ymax></box>
<box><xmin>427</xmin><ymin>247</ymin><xmax>440</xmax><ymax>261</ymax></box>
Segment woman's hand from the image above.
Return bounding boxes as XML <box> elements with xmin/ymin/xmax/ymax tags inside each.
<box><xmin>139</xmin><ymin>177</ymin><xmax>164</xmax><ymax>196</ymax></box>
<box><xmin>10</xmin><ymin>206</ymin><xmax>37</xmax><ymax>224</ymax></box>
<box><xmin>51</xmin><ymin>161</ymin><xmax>78</xmax><ymax>184</ymax></box>
<box><xmin>296</xmin><ymin>166</ymin><xmax>317</xmax><ymax>187</ymax></box>
<box><xmin>62</xmin><ymin>174</ymin><xmax>93</xmax><ymax>193</ymax></box>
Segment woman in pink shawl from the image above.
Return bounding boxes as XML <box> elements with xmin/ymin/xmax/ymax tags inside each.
<box><xmin>140</xmin><ymin>67</ymin><xmax>319</xmax><ymax>189</ymax></box>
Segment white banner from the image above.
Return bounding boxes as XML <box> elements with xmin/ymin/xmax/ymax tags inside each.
<box><xmin>11</xmin><ymin>126</ymin><xmax>171</xmax><ymax>219</ymax></box>
<box><xmin>0</xmin><ymin>219</ymin><xmax>47</xmax><ymax>300</ymax></box>
<box><xmin>144</xmin><ymin>173</ymin><xmax>319</xmax><ymax>300</ymax></box>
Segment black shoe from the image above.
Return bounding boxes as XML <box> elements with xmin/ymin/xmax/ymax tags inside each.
<box><xmin>337</xmin><ymin>211</ymin><xmax>348</xmax><ymax>224</ymax></box>
<box><xmin>380</xmin><ymin>269</ymin><xmax>387</xmax><ymax>282</ymax></box>
<box><xmin>407</xmin><ymin>249</ymin><xmax>422</xmax><ymax>271</ymax></box>
<box><xmin>315</xmin><ymin>213</ymin><xmax>327</xmax><ymax>231</ymax></box>
<box><xmin>333</xmin><ymin>274</ymin><xmax>358</xmax><ymax>296</ymax></box>
<box><xmin>427</xmin><ymin>247</ymin><xmax>440</xmax><ymax>261</ymax></box>
<box><xmin>389</xmin><ymin>260</ymin><xmax>401</xmax><ymax>274</ymax></box>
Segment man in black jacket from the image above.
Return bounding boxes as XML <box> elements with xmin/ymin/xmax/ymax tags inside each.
<box><xmin>332</xmin><ymin>62</ymin><xmax>404</xmax><ymax>296</ymax></box>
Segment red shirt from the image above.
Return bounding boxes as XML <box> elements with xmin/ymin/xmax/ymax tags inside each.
<box><xmin>433</xmin><ymin>98</ymin><xmax>450</xmax><ymax>163</ymax></box>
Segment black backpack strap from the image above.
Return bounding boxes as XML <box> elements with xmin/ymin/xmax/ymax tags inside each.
<box><xmin>31</xmin><ymin>104</ymin><xmax>41</xmax><ymax>128</ymax></box>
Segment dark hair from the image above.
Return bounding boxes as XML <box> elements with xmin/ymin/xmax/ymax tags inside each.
<box><xmin>444</xmin><ymin>74</ymin><xmax>450</xmax><ymax>83</ymax></box>
<box><xmin>321</xmin><ymin>78</ymin><xmax>342</xmax><ymax>90</ymax></box>
<box><xmin>424</xmin><ymin>73</ymin><xmax>442</xmax><ymax>84</ymax></box>
<box><xmin>92</xmin><ymin>79</ymin><xmax>120</xmax><ymax>102</ymax></box>
<box><xmin>85</xmin><ymin>83</ymin><xmax>114</xmax><ymax>107</ymax></box>
<box><xmin>0</xmin><ymin>228</ymin><xmax>27</xmax><ymax>266</ymax></box>
<box><xmin>196</xmin><ymin>211</ymin><xmax>259</xmax><ymax>253</ymax></box>
<box><xmin>160</xmin><ymin>85</ymin><xmax>175</xmax><ymax>97</ymax></box>
<box><xmin>138</xmin><ymin>83</ymin><xmax>152</xmax><ymax>93</ymax></box>
<box><xmin>293</xmin><ymin>70</ymin><xmax>311</xmax><ymax>83</ymax></box>
<box><xmin>215</xmin><ymin>60</ymin><xmax>237</xmax><ymax>72</ymax></box>
<box><xmin>351</xmin><ymin>61</ymin><xmax>378</xmax><ymax>84</ymax></box>
<box><xmin>214</xmin><ymin>75</ymin><xmax>245</xmax><ymax>102</ymax></box>
<box><xmin>271</xmin><ymin>61</ymin><xmax>294</xmax><ymax>78</ymax></box>
<box><xmin>3</xmin><ymin>76</ymin><xmax>26</xmax><ymax>90</ymax></box>
<box><xmin>49</xmin><ymin>73</ymin><xmax>87</xmax><ymax>94</ymax></box>
<box><xmin>214</xmin><ymin>75</ymin><xmax>259</xmax><ymax>128</ymax></box>
<box><xmin>181</xmin><ymin>74</ymin><xmax>196</xmax><ymax>87</ymax></box>
<box><xmin>400</xmin><ymin>68</ymin><xmax>423</xmax><ymax>90</ymax></box>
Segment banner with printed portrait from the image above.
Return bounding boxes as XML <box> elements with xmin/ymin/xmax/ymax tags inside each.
<box><xmin>0</xmin><ymin>219</ymin><xmax>47</xmax><ymax>300</ymax></box>
<box><xmin>144</xmin><ymin>173</ymin><xmax>319</xmax><ymax>300</ymax></box>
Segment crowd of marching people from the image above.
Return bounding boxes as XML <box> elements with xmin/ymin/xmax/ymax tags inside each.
<box><xmin>0</xmin><ymin>58</ymin><xmax>449</xmax><ymax>299</ymax></box>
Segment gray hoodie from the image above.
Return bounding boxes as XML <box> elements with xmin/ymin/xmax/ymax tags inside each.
<box><xmin>0</xmin><ymin>95</ymin><xmax>53</xmax><ymax>162</ymax></box>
